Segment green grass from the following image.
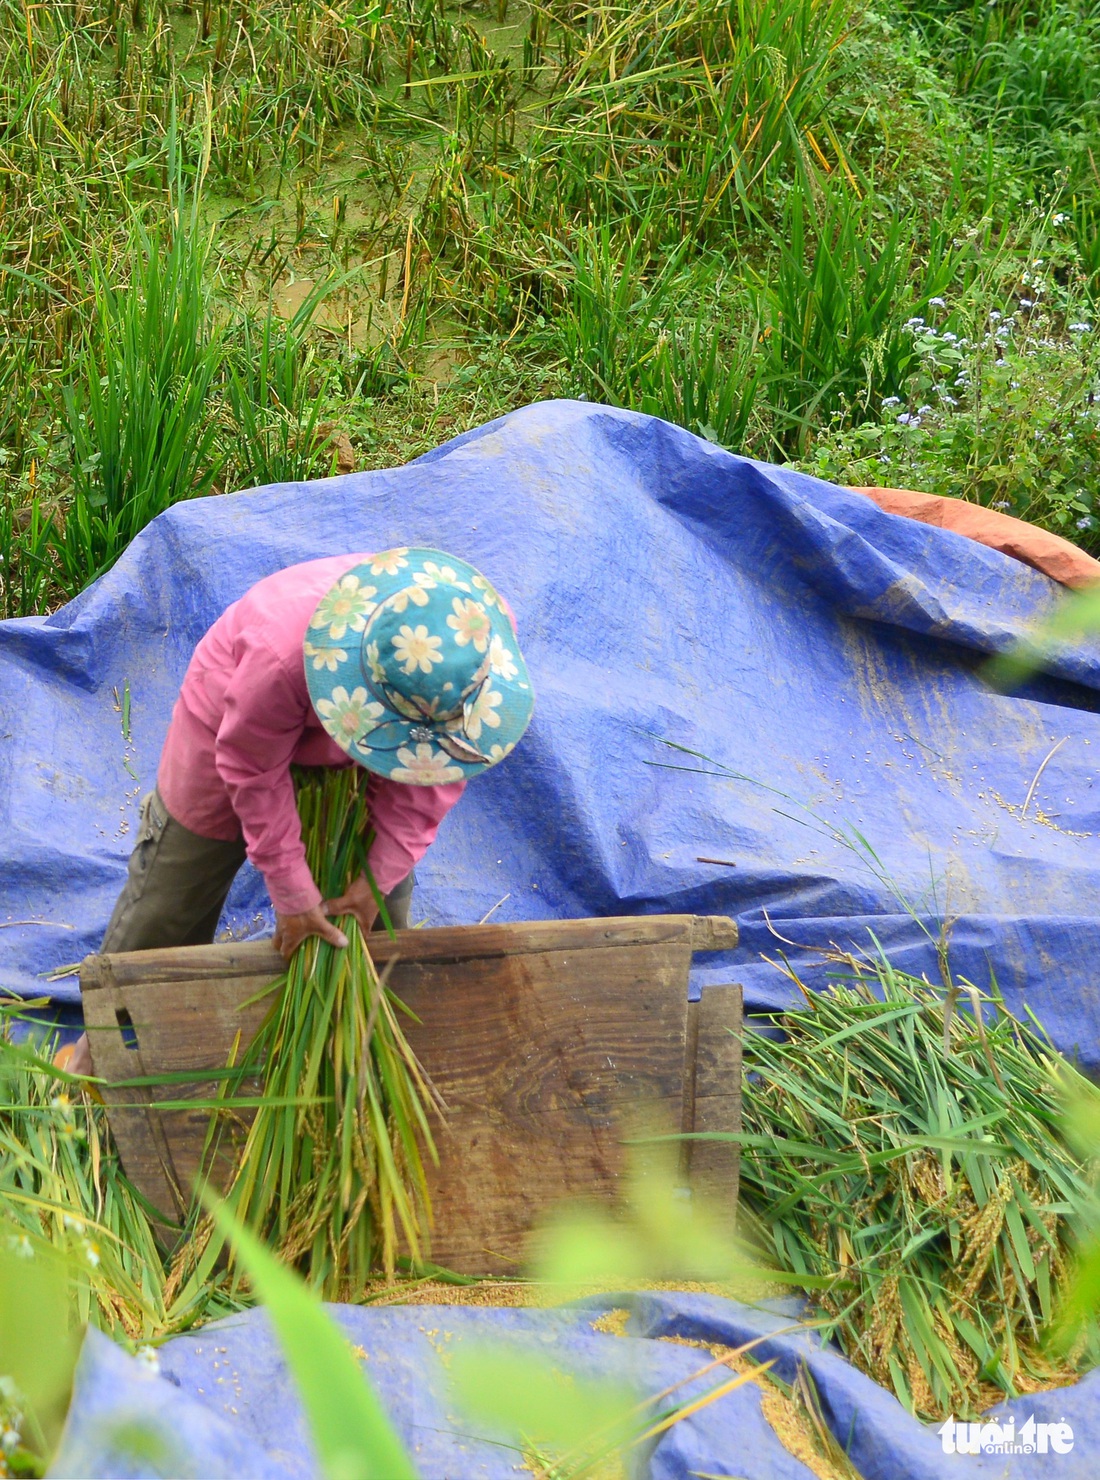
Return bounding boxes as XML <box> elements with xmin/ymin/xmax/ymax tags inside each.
<box><xmin>0</xmin><ymin>0</ymin><xmax>1097</xmax><ymax>618</ymax></box>
<box><xmin>57</xmin><ymin>197</ymin><xmax>223</xmax><ymax>596</ymax></box>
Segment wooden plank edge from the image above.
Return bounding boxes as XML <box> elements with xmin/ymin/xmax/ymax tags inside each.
<box><xmin>689</xmin><ymin>915</ymin><xmax>739</xmax><ymax>951</ymax></box>
<box><xmin>82</xmin><ymin>914</ymin><xmax>725</xmax><ymax>986</ymax></box>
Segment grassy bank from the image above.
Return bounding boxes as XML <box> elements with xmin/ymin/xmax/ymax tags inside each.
<box><xmin>0</xmin><ymin>0</ymin><xmax>1098</xmax><ymax>614</ymax></box>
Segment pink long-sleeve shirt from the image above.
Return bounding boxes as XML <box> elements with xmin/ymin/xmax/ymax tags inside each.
<box><xmin>157</xmin><ymin>554</ymin><xmax>465</xmax><ymax>914</ymax></box>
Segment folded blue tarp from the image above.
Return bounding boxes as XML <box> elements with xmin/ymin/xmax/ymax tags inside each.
<box><xmin>51</xmin><ymin>1293</ymin><xmax>1100</xmax><ymax>1480</ymax></box>
<box><xmin>3</xmin><ymin>399</ymin><xmax>1099</xmax><ymax>1063</ymax></box>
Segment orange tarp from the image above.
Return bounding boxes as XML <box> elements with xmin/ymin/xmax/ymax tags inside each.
<box><xmin>851</xmin><ymin>486</ymin><xmax>1100</xmax><ymax>590</ymax></box>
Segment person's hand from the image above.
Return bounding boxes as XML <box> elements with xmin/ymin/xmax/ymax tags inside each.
<box><xmin>322</xmin><ymin>873</ymin><xmax>380</xmax><ymax>940</ymax></box>
<box><xmin>273</xmin><ymin>905</ymin><xmax>349</xmax><ymax>961</ymax></box>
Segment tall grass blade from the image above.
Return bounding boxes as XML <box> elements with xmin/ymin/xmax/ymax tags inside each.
<box><xmin>207</xmin><ymin>1194</ymin><xmax>416</xmax><ymax>1480</ymax></box>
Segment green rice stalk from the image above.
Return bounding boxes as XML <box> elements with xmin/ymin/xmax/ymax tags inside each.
<box><xmin>212</xmin><ymin>765</ymin><xmax>439</xmax><ymax>1298</ymax></box>
<box><xmin>0</xmin><ymin>1027</ymin><xmax>175</xmax><ymax>1340</ymax></box>
<box><xmin>737</xmin><ymin>956</ymin><xmax>1100</xmax><ymax>1421</ymax></box>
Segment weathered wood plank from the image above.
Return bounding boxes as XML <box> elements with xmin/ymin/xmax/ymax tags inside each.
<box><xmin>84</xmin><ymin>914</ymin><xmax>738</xmax><ymax>987</ymax></box>
<box><xmin>81</xmin><ymin>960</ymin><xmax>189</xmax><ymax>1227</ymax></box>
<box><xmin>81</xmin><ymin>916</ymin><xmax>742</xmax><ymax>1271</ymax></box>
<box><xmin>394</xmin><ymin>938</ymin><xmax>692</xmax><ymax>1272</ymax></box>
<box><xmin>690</xmin><ymin>984</ymin><xmax>742</xmax><ymax>1236</ymax></box>
<box><xmin>689</xmin><ymin>917</ymin><xmax>740</xmax><ymax>951</ymax></box>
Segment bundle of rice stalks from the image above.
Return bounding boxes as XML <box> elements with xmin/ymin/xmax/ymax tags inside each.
<box><xmin>0</xmin><ymin>1024</ymin><xmax>170</xmax><ymax>1339</ymax></box>
<box><xmin>738</xmin><ymin>955</ymin><xmax>1099</xmax><ymax>1421</ymax></box>
<box><xmin>203</xmin><ymin>766</ymin><xmax>441</xmax><ymax>1298</ymax></box>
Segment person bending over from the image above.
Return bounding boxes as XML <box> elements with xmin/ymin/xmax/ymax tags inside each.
<box><xmin>63</xmin><ymin>546</ymin><xmax>533</xmax><ymax>1075</ymax></box>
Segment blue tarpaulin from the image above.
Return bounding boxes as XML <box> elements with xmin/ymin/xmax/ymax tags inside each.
<box><xmin>4</xmin><ymin>400</ymin><xmax>1100</xmax><ymax>1060</ymax></box>
<box><xmin>51</xmin><ymin>1295</ymin><xmax>1100</xmax><ymax>1479</ymax></box>
<box><xmin>4</xmin><ymin>399</ymin><xmax>1100</xmax><ymax>1475</ymax></box>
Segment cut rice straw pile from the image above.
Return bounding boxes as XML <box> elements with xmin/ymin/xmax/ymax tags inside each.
<box><xmin>0</xmin><ymin>1030</ymin><xmax>245</xmax><ymax>1339</ymax></box>
<box><xmin>738</xmin><ymin>949</ymin><xmax>1100</xmax><ymax>1421</ymax></box>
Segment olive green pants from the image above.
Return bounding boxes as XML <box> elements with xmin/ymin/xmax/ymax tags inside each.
<box><xmin>101</xmin><ymin>789</ymin><xmax>413</xmax><ymax>953</ymax></box>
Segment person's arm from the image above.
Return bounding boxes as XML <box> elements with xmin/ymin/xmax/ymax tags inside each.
<box><xmin>368</xmin><ymin>776</ymin><xmax>467</xmax><ymax>893</ymax></box>
<box><xmin>323</xmin><ymin>776</ymin><xmax>466</xmax><ymax>926</ymax></box>
<box><xmin>213</xmin><ymin>634</ymin><xmax>348</xmax><ymax>957</ymax></box>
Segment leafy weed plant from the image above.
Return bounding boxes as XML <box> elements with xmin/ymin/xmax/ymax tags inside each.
<box><xmin>801</xmin><ymin>286</ymin><xmax>1100</xmax><ymax>545</ymax></box>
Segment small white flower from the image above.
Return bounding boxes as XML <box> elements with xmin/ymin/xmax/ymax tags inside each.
<box><xmin>928</xmin><ymin>296</ymin><xmax>946</xmax><ymax>308</ymax></box>
<box><xmin>1053</xmin><ymin>212</ymin><xmax>1069</xmax><ymax>225</ymax></box>
<box><xmin>422</xmin><ymin>561</ymin><xmax>465</xmax><ymax>588</ymax></box>
<box><xmin>488</xmin><ymin>633</ymin><xmax>518</xmax><ymax>681</ymax></box>
<box><xmin>989</xmin><ymin>311</ymin><xmax>1002</xmax><ymax>322</ymax></box>
<box><xmin>364</xmin><ymin>640</ymin><xmax>386</xmax><ymax>683</ymax></box>
<box><xmin>1070</xmin><ymin>322</ymin><xmax>1092</xmax><ymax>333</ymax></box>
<box><xmin>942</xmin><ymin>332</ymin><xmax>957</xmax><ymax>342</ymax></box>
<box><xmin>63</xmin><ymin>1214</ymin><xmax>85</xmax><ymax>1234</ymax></box>
<box><xmin>446</xmin><ymin>597</ymin><xmax>492</xmax><ymax>652</ymax></box>
<box><xmin>368</xmin><ymin>548</ymin><xmax>409</xmax><ymax>576</ymax></box>
<box><xmin>1</xmin><ymin>1425</ymin><xmax>19</xmax><ymax>1455</ymax></box>
<box><xmin>896</xmin><ymin>412</ymin><xmax>921</xmax><ymax>426</ymax></box>
<box><xmin>1020</xmin><ymin>298</ymin><xmax>1034</xmax><ymax>308</ymax></box>
<box><xmin>992</xmin><ymin>501</ymin><xmax>1012</xmax><ymax>511</ymax></box>
<box><xmin>471</xmin><ymin>574</ymin><xmax>501</xmax><ymax>610</ymax></box>
<box><xmin>391</xmin><ymin>624</ymin><xmax>444</xmax><ymax>675</ymax></box>
<box><xmin>463</xmin><ymin>685</ymin><xmax>503</xmax><ymax>739</ymax></box>
<box><xmin>85</xmin><ymin>1240</ymin><xmax>100</xmax><ymax>1268</ymax></box>
<box><xmin>390</xmin><ymin>743</ymin><xmax>464</xmax><ymax>785</ymax></box>
<box><xmin>389</xmin><ymin>582</ymin><xmax>432</xmax><ymax>613</ymax></box>
<box><xmin>12</xmin><ymin>1236</ymin><xmax>33</xmax><ymax>1259</ymax></box>
<box><xmin>917</xmin><ymin>405</ymin><xmax>933</xmax><ymax>415</ymax></box>
<box><xmin>303</xmin><ymin>641</ymin><xmax>347</xmax><ymax>673</ymax></box>
<box><xmin>310</xmin><ymin>576</ymin><xmax>377</xmax><ymax>641</ymax></box>
<box><xmin>882</xmin><ymin>395</ymin><xmax>901</xmax><ymax>407</ymax></box>
<box><xmin>1077</xmin><ymin>517</ymin><xmax>1094</xmax><ymax>530</ymax></box>
<box><xmin>314</xmin><ymin>686</ymin><xmax>384</xmax><ymax>742</ymax></box>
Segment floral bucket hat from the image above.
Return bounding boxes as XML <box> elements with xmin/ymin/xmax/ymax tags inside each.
<box><xmin>303</xmin><ymin>547</ymin><xmax>534</xmax><ymax>785</ymax></box>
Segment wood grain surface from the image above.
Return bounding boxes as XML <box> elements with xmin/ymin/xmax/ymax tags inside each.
<box><xmin>81</xmin><ymin>915</ymin><xmax>742</xmax><ymax>1271</ymax></box>
<box><xmin>90</xmin><ymin>914</ymin><xmax>738</xmax><ymax>986</ymax></box>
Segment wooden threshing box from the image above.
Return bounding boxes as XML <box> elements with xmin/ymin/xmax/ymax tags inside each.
<box><xmin>81</xmin><ymin>914</ymin><xmax>742</xmax><ymax>1275</ymax></box>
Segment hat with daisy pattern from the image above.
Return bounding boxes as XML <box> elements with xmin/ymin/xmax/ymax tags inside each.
<box><xmin>303</xmin><ymin>547</ymin><xmax>534</xmax><ymax>785</ymax></box>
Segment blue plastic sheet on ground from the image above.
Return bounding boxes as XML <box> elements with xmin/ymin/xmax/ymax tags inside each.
<box><xmin>50</xmin><ymin>1294</ymin><xmax>1099</xmax><ymax>1479</ymax></box>
<box><xmin>3</xmin><ymin>399</ymin><xmax>1100</xmax><ymax>1064</ymax></box>
<box><xmin>7</xmin><ymin>399</ymin><xmax>1100</xmax><ymax>1474</ymax></box>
